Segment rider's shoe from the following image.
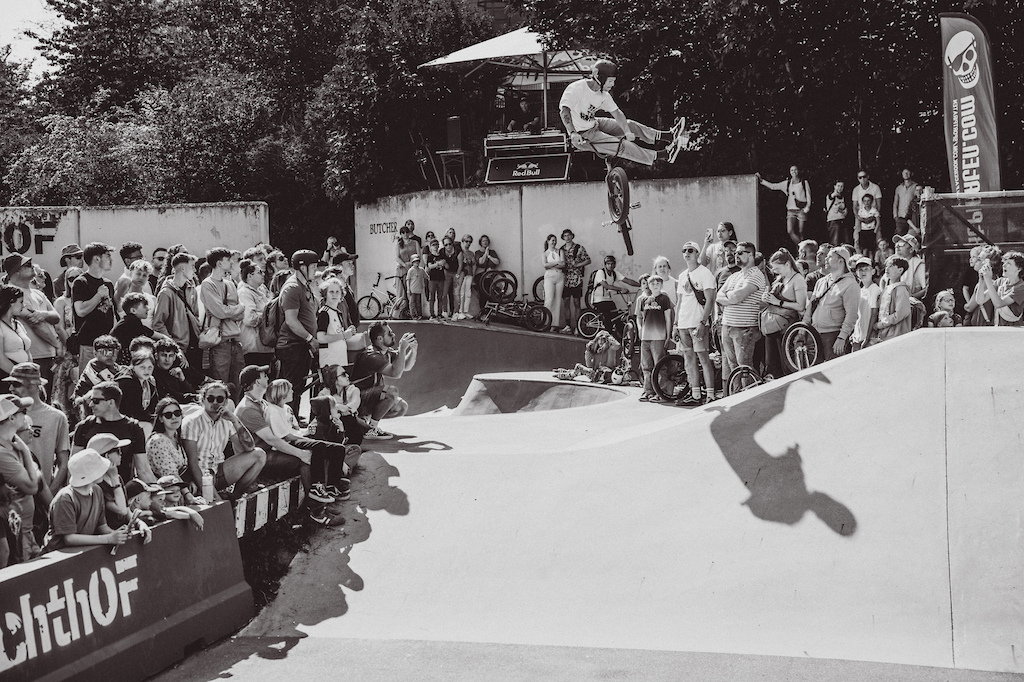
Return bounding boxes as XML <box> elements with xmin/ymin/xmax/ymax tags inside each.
<box><xmin>675</xmin><ymin>393</ymin><xmax>702</xmax><ymax>407</ymax></box>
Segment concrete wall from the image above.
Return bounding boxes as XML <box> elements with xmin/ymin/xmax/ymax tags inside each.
<box><xmin>354</xmin><ymin>176</ymin><xmax>758</xmax><ymax>297</ymax></box>
<box><xmin>0</xmin><ymin>203</ymin><xmax>269</xmax><ymax>274</ymax></box>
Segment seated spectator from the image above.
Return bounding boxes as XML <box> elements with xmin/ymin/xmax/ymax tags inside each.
<box><xmin>980</xmin><ymin>250</ymin><xmax>1024</xmax><ymax>327</ymax></box>
<box><xmin>147</xmin><ymin>397</ymin><xmax>192</xmax><ymax>482</ymax></box>
<box><xmin>72</xmin><ymin>381</ymin><xmax>152</xmax><ymax>482</ymax></box>
<box><xmin>42</xmin><ymin>449</ymin><xmax>133</xmax><ymax>553</ymax></box>
<box><xmin>928</xmin><ymin>290</ymin><xmax>963</xmax><ymax>328</ymax></box>
<box><xmin>75</xmin><ymin>334</ymin><xmax>123</xmax><ymax>398</ymax></box>
<box><xmin>152</xmin><ymin>338</ymin><xmax>197</xmax><ymax>404</ymax></box>
<box><xmin>872</xmin><ymin>256</ymin><xmax>912</xmax><ymax>343</ymax></box>
<box><xmin>157</xmin><ymin>473</ymin><xmax>204</xmax><ymax>507</ymax></box>
<box><xmin>135</xmin><ymin>477</ymin><xmax>203</xmax><ymax>529</ymax></box>
<box><xmin>584</xmin><ymin>331</ymin><xmax>621</xmax><ymax>372</ymax></box>
<box><xmin>318</xmin><ymin>363</ymin><xmax>365</xmax><ymax>446</ymax></box>
<box><xmin>181</xmin><ymin>380</ymin><xmax>266</xmax><ymax>501</ymax></box>
<box><xmin>848</xmin><ymin>255</ymin><xmax>881</xmax><ymax>352</ymax></box>
<box><xmin>0</xmin><ymin>393</ymin><xmax>42</xmax><ymax>564</ymax></box>
<box><xmin>264</xmin><ymin>378</ymin><xmax>354</xmax><ymax>504</ymax></box>
<box><xmin>111</xmin><ymin>293</ymin><xmax>164</xmax><ymax>363</ymax></box>
<box><xmin>116</xmin><ymin>349</ymin><xmax>162</xmax><ymax>424</ymax></box>
<box><xmin>86</xmin><ymin>432</ymin><xmax>132</xmax><ymax>528</ymax></box>
<box><xmin>350</xmin><ymin>322</ymin><xmax>418</xmax><ymax>440</ymax></box>
<box><xmin>804</xmin><ymin>246</ymin><xmax>859</xmax><ymax>360</ymax></box>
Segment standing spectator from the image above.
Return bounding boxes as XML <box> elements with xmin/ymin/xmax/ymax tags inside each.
<box><xmin>110</xmin><ymin>293</ymin><xmax>162</xmax><ymax>363</ymax></box>
<box><xmin>72</xmin><ymin>242</ymin><xmax>117</xmax><ymax>373</ymax></box>
<box><xmin>0</xmin><ymin>393</ymin><xmax>42</xmax><ymax>564</ymax></box>
<box><xmin>153</xmin><ymin>253</ymin><xmax>202</xmax><ymax>378</ymax></box>
<box><xmin>716</xmin><ymin>241</ymin><xmax>767</xmax><ymax>379</ymax></box>
<box><xmin>873</xmin><ymin>256</ymin><xmax>913</xmax><ymax>342</ymax></box>
<box><xmin>848</xmin><ymin>255</ymin><xmax>881</xmax><ymax>352</ymax></box>
<box><xmin>405</xmin><ymin>255</ymin><xmax>428</xmax><ymax>320</ymax></box>
<box><xmin>851</xmin><ymin>169</ymin><xmax>882</xmax><ymax>237</ymax></box>
<box><xmin>474</xmin><ymin>235</ymin><xmax>501</xmax><ymax>313</ymax></box>
<box><xmin>276</xmin><ymin>250</ymin><xmax>321</xmax><ymax>416</ymax></box>
<box><xmin>113</xmin><ymin>241</ymin><xmax>148</xmax><ymax>308</ymax></box>
<box><xmin>200</xmin><ymin>247</ymin><xmax>246</xmax><ymax>391</ymax></box>
<box><xmin>804</xmin><ymin>242</ymin><xmax>832</xmax><ymax>294</ymax></box>
<box><xmin>441</xmin><ymin>236</ymin><xmax>460</xmax><ymax>319</ymax></box>
<box><xmin>395</xmin><ymin>226</ymin><xmax>420</xmax><ymax>309</ymax></box>
<box><xmin>350</xmin><ymin>322</ymin><xmax>418</xmax><ymax>440</ymax></box>
<box><xmin>699</xmin><ymin>222</ymin><xmax>738</xmax><ymax>270</ymax></box>
<box><xmin>892</xmin><ymin>169</ymin><xmax>920</xmax><ymax>238</ymax></box>
<box><xmin>150</xmin><ymin>248</ymin><xmax>168</xmax><ymax>292</ymax></box>
<box><xmin>965</xmin><ymin>245</ymin><xmax>1001</xmax><ymax>326</ymax></box>
<box><xmin>714</xmin><ymin>240</ymin><xmax>740</xmax><ymax>289</ymax></box>
<box><xmin>891</xmin><ymin>235</ymin><xmax>927</xmax><ymax>300</ymax></box>
<box><xmin>322</xmin><ymin>236</ymin><xmax>344</xmax><ymax>268</ymax></box>
<box><xmin>3</xmin><ymin>362</ymin><xmax>71</xmax><ymax>495</ymax></box>
<box><xmin>454</xmin><ymin>236</ymin><xmax>476</xmax><ymax>320</ymax></box>
<box><xmin>0</xmin><ymin>285</ymin><xmax>31</xmax><ymax>379</ymax></box>
<box><xmin>824</xmin><ymin>181</ymin><xmax>849</xmax><ymax>248</ymax></box>
<box><xmin>854</xmin><ymin>193</ymin><xmax>880</xmax><ymax>260</ymax></box>
<box><xmin>756</xmin><ymin>167</ymin><xmax>811</xmax><ymax>245</ymax></box>
<box><xmin>183</xmin><ymin>380</ymin><xmax>266</xmax><ymax>500</ymax></box>
<box><xmin>403</xmin><ymin>220</ymin><xmax>423</xmax><ymax>250</ymax></box>
<box><xmin>317</xmin><ymin>278</ymin><xmax>356</xmax><ymax>370</ymax></box>
<box><xmin>637</xmin><ymin>275</ymin><xmax>673</xmax><ymax>402</ymax></box>
<box><xmin>674</xmin><ymin>241</ymin><xmax>717</xmax><ymax>406</ymax></box>
<box><xmin>980</xmin><ymin>250</ymin><xmax>1024</xmax><ymax>327</ymax></box>
<box><xmin>126</xmin><ymin>260</ymin><xmax>157</xmax><ymax>328</ymax></box>
<box><xmin>805</xmin><ymin>246</ymin><xmax>860</xmax><ymax>359</ymax></box>
<box><xmin>5</xmin><ymin>255</ymin><xmax>60</xmax><ymax>383</ymax></box>
<box><xmin>559</xmin><ymin>229</ymin><xmax>591</xmax><ymax>334</ymax></box>
<box><xmin>797</xmin><ymin>240</ymin><xmax>818</xmax><ymax>275</ymax></box>
<box><xmin>72</xmin><ymin>382</ymin><xmax>151</xmax><ymax>482</ymax></box>
<box><xmin>928</xmin><ymin>290</ymin><xmax>963</xmax><ymax>328</ymax></box>
<box><xmin>760</xmin><ymin>249</ymin><xmax>807</xmax><ymax>378</ymax></box>
<box><xmin>542</xmin><ymin>234</ymin><xmax>565</xmax><ymax>331</ymax></box>
<box><xmin>592</xmin><ymin>255</ymin><xmax>628</xmax><ymax>338</ymax></box>
<box><xmin>424</xmin><ymin>240</ymin><xmax>445</xmax><ymax>319</ymax></box>
<box><xmin>652</xmin><ymin>256</ymin><xmax>678</xmax><ymax>312</ymax></box>
<box><xmin>53</xmin><ymin>244</ymin><xmax>85</xmax><ymax>300</ymax></box>
<box><xmin>238</xmin><ymin>258</ymin><xmax>275</xmax><ymax>367</ymax></box>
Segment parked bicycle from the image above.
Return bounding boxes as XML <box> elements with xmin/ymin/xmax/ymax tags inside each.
<box><xmin>357</xmin><ymin>272</ymin><xmax>409</xmax><ymax>320</ymax></box>
<box><xmin>651</xmin><ymin>319</ymin><xmax>722</xmax><ymax>402</ymax></box>
<box><xmin>577</xmin><ymin>288</ymin><xmax>639</xmax><ymax>358</ymax></box>
<box><xmin>481</xmin><ymin>295</ymin><xmax>552</xmax><ymax>332</ymax></box>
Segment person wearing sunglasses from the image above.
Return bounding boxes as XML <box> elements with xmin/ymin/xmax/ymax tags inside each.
<box><xmin>673</xmin><ymin>242</ymin><xmax>718</xmax><ymax>406</ymax></box>
<box><xmin>72</xmin><ymin>381</ymin><xmax>151</xmax><ymax>483</ymax></box>
<box><xmin>716</xmin><ymin>241</ymin><xmax>767</xmax><ymax>382</ymax></box>
<box><xmin>851</xmin><ymin>169</ymin><xmax>882</xmax><ymax>238</ymax></box>
<box><xmin>73</xmin><ymin>334</ymin><xmax>123</xmax><ymax>399</ymax></box>
<box><xmin>181</xmin><ymin>381</ymin><xmax>265</xmax><ymax>501</ymax></box>
<box><xmin>146</xmin><ymin>397</ymin><xmax>192</xmax><ymax>482</ymax></box>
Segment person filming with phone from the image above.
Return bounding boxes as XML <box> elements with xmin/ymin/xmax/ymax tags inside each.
<box><xmin>348</xmin><ymin>322</ymin><xmax>418</xmax><ymax>441</ymax></box>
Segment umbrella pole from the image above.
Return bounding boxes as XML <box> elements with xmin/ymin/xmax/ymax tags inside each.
<box><xmin>542</xmin><ymin>50</ymin><xmax>548</xmax><ymax>129</ymax></box>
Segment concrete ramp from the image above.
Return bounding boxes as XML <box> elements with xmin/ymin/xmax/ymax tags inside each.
<box><xmin>451</xmin><ymin>372</ymin><xmax>628</xmax><ymax>415</ymax></box>
<box><xmin>159</xmin><ymin>329</ymin><xmax>1024</xmax><ymax>679</ymax></box>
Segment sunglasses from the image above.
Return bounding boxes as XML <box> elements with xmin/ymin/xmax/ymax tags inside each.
<box><xmin>858</xmin><ymin>175</ymin><xmax>867</xmax><ymax>179</ymax></box>
<box><xmin>95</xmin><ymin>347</ymin><xmax>118</xmax><ymax>353</ymax></box>
<box><xmin>161</xmin><ymin>409</ymin><xmax>183</xmax><ymax>419</ymax></box>
<box><xmin>737</xmin><ymin>250</ymin><xmax>754</xmax><ymax>256</ymax></box>
<box><xmin>205</xmin><ymin>395</ymin><xmax>227</xmax><ymax>404</ymax></box>
<box><xmin>337</xmin><ymin>371</ymin><xmax>349</xmax><ymax>377</ymax></box>
<box><xmin>89</xmin><ymin>396</ymin><xmax>108</xmax><ymax>404</ymax></box>
<box><xmin>682</xmin><ymin>248</ymin><xmax>697</xmax><ymax>254</ymax></box>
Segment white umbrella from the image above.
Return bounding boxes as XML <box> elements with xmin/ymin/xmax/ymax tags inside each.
<box><xmin>419</xmin><ymin>26</ymin><xmax>594</xmax><ymax>128</ymax></box>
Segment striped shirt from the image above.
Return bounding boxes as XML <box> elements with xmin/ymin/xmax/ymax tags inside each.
<box><xmin>181</xmin><ymin>409</ymin><xmax>237</xmax><ymax>473</ymax></box>
<box><xmin>721</xmin><ymin>267</ymin><xmax>767</xmax><ymax>328</ymax></box>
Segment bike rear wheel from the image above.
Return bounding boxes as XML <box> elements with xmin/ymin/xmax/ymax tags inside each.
<box><xmin>524</xmin><ymin>304</ymin><xmax>552</xmax><ymax>332</ymax></box>
<box><xmin>532</xmin><ymin>276</ymin><xmax>544</xmax><ymax>303</ymax></box>
<box><xmin>652</xmin><ymin>354</ymin><xmax>689</xmax><ymax>401</ymax></box>
<box><xmin>577</xmin><ymin>309</ymin><xmax>602</xmax><ymax>339</ymax></box>
<box><xmin>781</xmin><ymin>322</ymin><xmax>824</xmax><ymax>373</ymax></box>
<box><xmin>357</xmin><ymin>295</ymin><xmax>382</xmax><ymax>320</ymax></box>
<box><xmin>607</xmin><ymin>166</ymin><xmax>630</xmax><ymax>225</ymax></box>
<box><xmin>725</xmin><ymin>365</ymin><xmax>763</xmax><ymax>396</ymax></box>
<box><xmin>487</xmin><ymin>271</ymin><xmax>518</xmax><ymax>303</ymax></box>
<box><xmin>621</xmin><ymin>319</ymin><xmax>637</xmax><ymax>358</ymax></box>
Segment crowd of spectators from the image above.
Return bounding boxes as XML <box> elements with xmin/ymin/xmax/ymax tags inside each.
<box><xmin>0</xmin><ymin>239</ymin><xmax>419</xmax><ymax>567</ymax></box>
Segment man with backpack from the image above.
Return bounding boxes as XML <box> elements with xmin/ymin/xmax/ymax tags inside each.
<box><xmin>152</xmin><ymin>253</ymin><xmax>206</xmax><ymax>388</ymax></box>
<box><xmin>674</xmin><ymin>241</ymin><xmax>718</xmax><ymax>406</ymax></box>
<box><xmin>276</xmin><ymin>250</ymin><xmax>322</xmax><ymax>415</ymax></box>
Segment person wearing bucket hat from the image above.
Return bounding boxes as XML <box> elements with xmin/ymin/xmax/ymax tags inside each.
<box><xmin>54</xmin><ymin>244</ymin><xmax>85</xmax><ymax>299</ymax></box>
<box><xmin>4</xmin><ymin>362</ymin><xmax>71</xmax><ymax>495</ymax></box>
<box><xmin>42</xmin><ymin>449</ymin><xmax>131</xmax><ymax>552</ymax></box>
<box><xmin>0</xmin><ymin>393</ymin><xmax>41</xmax><ymax>563</ymax></box>
<box><xmin>892</xmin><ymin>234</ymin><xmax>927</xmax><ymax>299</ymax></box>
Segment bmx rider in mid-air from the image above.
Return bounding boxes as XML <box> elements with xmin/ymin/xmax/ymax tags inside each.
<box><xmin>560</xmin><ymin>59</ymin><xmax>688</xmax><ymax>165</ymax></box>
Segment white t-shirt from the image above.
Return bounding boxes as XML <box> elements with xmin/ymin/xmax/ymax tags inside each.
<box><xmin>592</xmin><ymin>269</ymin><xmax>620</xmax><ymax>303</ymax></box>
<box><xmin>559</xmin><ymin>79</ymin><xmax>619</xmax><ymax>134</ymax></box>
<box><xmin>851</xmin><ymin>282</ymin><xmax>881</xmax><ymax>344</ymax></box>
<box><xmin>675</xmin><ymin>265</ymin><xmax>717</xmax><ymax>328</ymax></box>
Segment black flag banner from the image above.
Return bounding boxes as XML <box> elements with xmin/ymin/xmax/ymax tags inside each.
<box><xmin>941</xmin><ymin>13</ymin><xmax>1001</xmax><ymax>194</ymax></box>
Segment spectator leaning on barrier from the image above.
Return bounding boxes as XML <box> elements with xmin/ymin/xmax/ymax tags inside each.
<box><xmin>716</xmin><ymin>241</ymin><xmax>766</xmax><ymax>381</ymax></box>
<box><xmin>350</xmin><ymin>322</ymin><xmax>418</xmax><ymax>440</ymax></box>
<box><xmin>277</xmin><ymin>249</ymin><xmax>321</xmax><ymax>416</ymax></box>
<box><xmin>805</xmin><ymin>246</ymin><xmax>860</xmax><ymax>359</ymax></box>
<box><xmin>72</xmin><ymin>381</ymin><xmax>152</xmax><ymax>483</ymax></box>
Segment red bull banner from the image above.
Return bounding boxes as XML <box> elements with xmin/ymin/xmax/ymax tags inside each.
<box><xmin>941</xmin><ymin>13</ymin><xmax>1001</xmax><ymax>194</ymax></box>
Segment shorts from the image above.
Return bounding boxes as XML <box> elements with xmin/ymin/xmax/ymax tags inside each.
<box><xmin>677</xmin><ymin>324</ymin><xmax>710</xmax><ymax>353</ymax></box>
<box><xmin>562</xmin><ymin>286</ymin><xmax>582</xmax><ymax>299</ymax></box>
<box><xmin>857</xmin><ymin>229</ymin><xmax>877</xmax><ymax>251</ymax></box>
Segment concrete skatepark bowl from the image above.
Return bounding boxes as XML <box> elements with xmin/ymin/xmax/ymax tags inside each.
<box><xmin>156</xmin><ymin>326</ymin><xmax>1024</xmax><ymax>682</ymax></box>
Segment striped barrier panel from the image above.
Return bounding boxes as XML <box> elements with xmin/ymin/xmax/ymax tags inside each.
<box><xmin>233</xmin><ymin>476</ymin><xmax>302</xmax><ymax>538</ymax></box>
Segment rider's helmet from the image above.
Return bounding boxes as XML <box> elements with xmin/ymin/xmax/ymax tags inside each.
<box><xmin>592</xmin><ymin>59</ymin><xmax>617</xmax><ymax>88</ymax></box>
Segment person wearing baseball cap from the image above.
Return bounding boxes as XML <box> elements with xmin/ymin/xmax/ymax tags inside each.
<box><xmin>673</xmin><ymin>240</ymin><xmax>718</xmax><ymax>406</ymax></box>
<box><xmin>277</xmin><ymin>251</ymin><xmax>320</xmax><ymax>414</ymax></box>
<box><xmin>804</xmin><ymin>245</ymin><xmax>860</xmax><ymax>360</ymax></box>
<box><xmin>847</xmin><ymin>255</ymin><xmax>880</xmax><ymax>352</ymax></box>
<box><xmin>0</xmin><ymin>392</ymin><xmax>40</xmax><ymax>563</ymax></box>
<box><xmin>330</xmin><ymin>247</ymin><xmax>358</xmax><ymax>265</ymax></box>
<box><xmin>892</xmin><ymin>234</ymin><xmax>927</xmax><ymax>299</ymax></box>
<box><xmin>42</xmin><ymin>449</ymin><xmax>133</xmax><ymax>552</ymax></box>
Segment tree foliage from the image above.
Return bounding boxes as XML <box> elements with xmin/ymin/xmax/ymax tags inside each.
<box><xmin>0</xmin><ymin>47</ymin><xmax>34</xmax><ymax>204</ymax></box>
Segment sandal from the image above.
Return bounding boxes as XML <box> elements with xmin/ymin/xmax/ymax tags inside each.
<box><xmin>638</xmin><ymin>395</ymin><xmax>651</xmax><ymax>402</ymax></box>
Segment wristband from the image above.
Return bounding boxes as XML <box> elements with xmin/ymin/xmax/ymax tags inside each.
<box><xmin>305</xmin><ymin>334</ymin><xmax>313</xmax><ymax>343</ymax></box>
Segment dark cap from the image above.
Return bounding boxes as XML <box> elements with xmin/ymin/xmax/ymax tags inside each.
<box><xmin>60</xmin><ymin>243</ymin><xmax>84</xmax><ymax>266</ymax></box>
<box><xmin>331</xmin><ymin>248</ymin><xmax>358</xmax><ymax>265</ymax></box>
<box><xmin>291</xmin><ymin>250</ymin><xmax>320</xmax><ymax>269</ymax></box>
<box><xmin>125</xmin><ymin>478</ymin><xmax>162</xmax><ymax>500</ymax></box>
<box><xmin>239</xmin><ymin>365</ymin><xmax>270</xmax><ymax>391</ymax></box>
<box><xmin>2</xmin><ymin>254</ymin><xmax>32</xmax><ymax>276</ymax></box>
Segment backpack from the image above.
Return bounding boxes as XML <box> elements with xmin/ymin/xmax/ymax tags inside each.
<box><xmin>909</xmin><ymin>297</ymin><xmax>927</xmax><ymax>330</ymax></box>
<box><xmin>258</xmin><ymin>295</ymin><xmax>285</xmax><ymax>347</ymax></box>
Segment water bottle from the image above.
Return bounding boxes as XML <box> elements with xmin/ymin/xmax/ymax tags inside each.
<box><xmin>202</xmin><ymin>470</ymin><xmax>215</xmax><ymax>503</ymax></box>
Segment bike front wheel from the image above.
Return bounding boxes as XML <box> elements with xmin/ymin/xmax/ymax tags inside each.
<box><xmin>357</xmin><ymin>295</ymin><xmax>382</xmax><ymax>320</ymax></box>
<box><xmin>781</xmin><ymin>322</ymin><xmax>824</xmax><ymax>373</ymax></box>
<box><xmin>621</xmin><ymin>320</ymin><xmax>637</xmax><ymax>358</ymax></box>
<box><xmin>577</xmin><ymin>309</ymin><xmax>603</xmax><ymax>339</ymax></box>
<box><xmin>725</xmin><ymin>365</ymin><xmax>763</xmax><ymax>396</ymax></box>
<box><xmin>652</xmin><ymin>353</ymin><xmax>689</xmax><ymax>401</ymax></box>
<box><xmin>607</xmin><ymin>166</ymin><xmax>630</xmax><ymax>225</ymax></box>
<box><xmin>524</xmin><ymin>305</ymin><xmax>552</xmax><ymax>332</ymax></box>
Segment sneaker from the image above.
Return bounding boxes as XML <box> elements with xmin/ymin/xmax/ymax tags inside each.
<box><xmin>560</xmin><ymin>325</ymin><xmax>572</xmax><ymax>334</ymax></box>
<box><xmin>326</xmin><ymin>481</ymin><xmax>351</xmax><ymax>501</ymax></box>
<box><xmin>363</xmin><ymin>426</ymin><xmax>393</xmax><ymax>440</ymax></box>
<box><xmin>675</xmin><ymin>393</ymin><xmax>702</xmax><ymax>407</ymax></box>
<box><xmin>309</xmin><ymin>509</ymin><xmax>331</xmax><ymax>525</ymax></box>
<box><xmin>309</xmin><ymin>483</ymin><xmax>336</xmax><ymax>504</ymax></box>
<box><xmin>668</xmin><ymin>116</ymin><xmax>688</xmax><ymax>163</ymax></box>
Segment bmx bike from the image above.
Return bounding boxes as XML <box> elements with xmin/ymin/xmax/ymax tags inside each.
<box><xmin>579</xmin><ymin>137</ymin><xmax>641</xmax><ymax>256</ymax></box>
<box><xmin>481</xmin><ymin>295</ymin><xmax>552</xmax><ymax>332</ymax></box>
<box><xmin>477</xmin><ymin>269</ymin><xmax>519</xmax><ymax>304</ymax></box>
<box><xmin>577</xmin><ymin>288</ymin><xmax>639</xmax><ymax>359</ymax></box>
<box><xmin>357</xmin><ymin>273</ymin><xmax>408</xmax><ymax>320</ymax></box>
<box><xmin>651</xmin><ymin>319</ymin><xmax>723</xmax><ymax>401</ymax></box>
